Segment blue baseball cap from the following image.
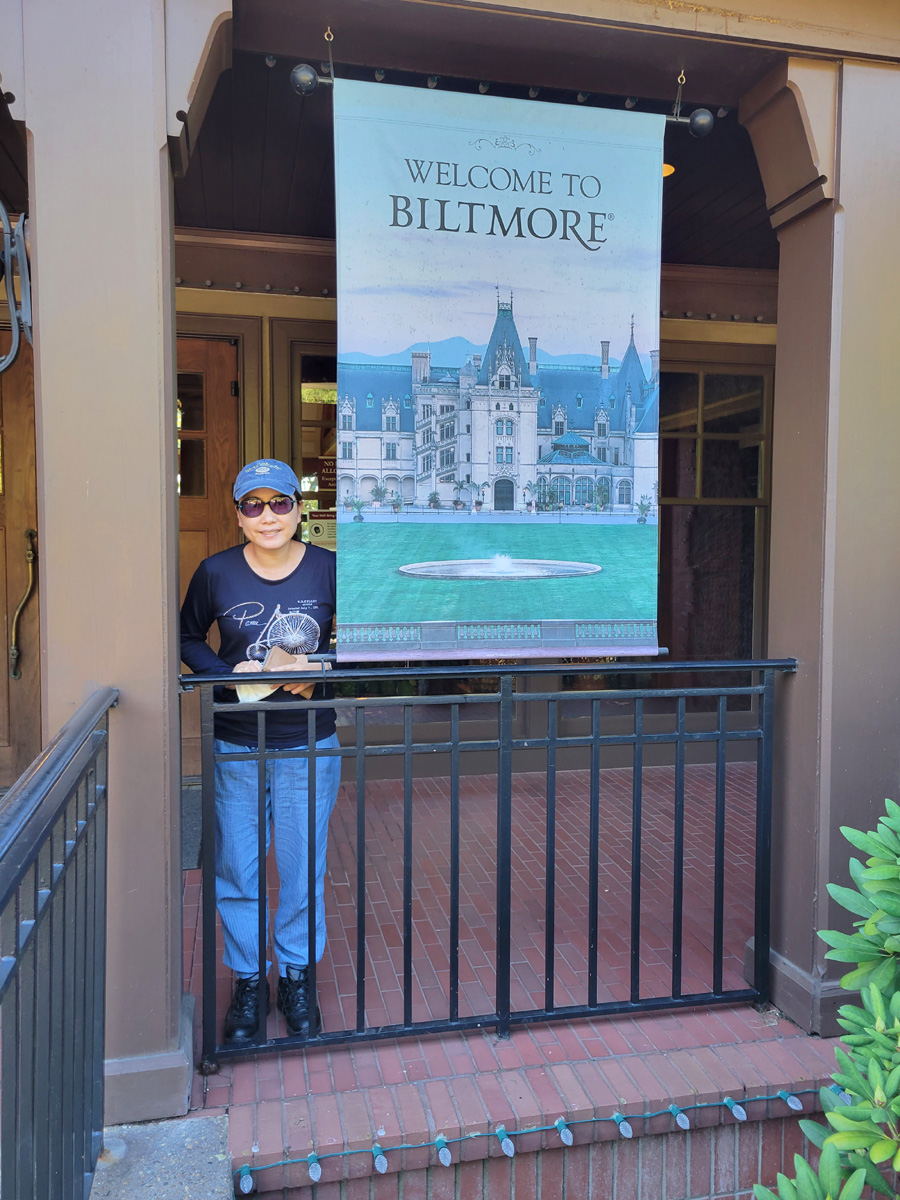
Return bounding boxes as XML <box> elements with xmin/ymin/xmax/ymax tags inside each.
<box><xmin>233</xmin><ymin>459</ymin><xmax>301</xmax><ymax>501</ymax></box>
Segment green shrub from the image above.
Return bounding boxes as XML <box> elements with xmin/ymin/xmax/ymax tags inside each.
<box><xmin>754</xmin><ymin>800</ymin><xmax>900</xmax><ymax>1199</ymax></box>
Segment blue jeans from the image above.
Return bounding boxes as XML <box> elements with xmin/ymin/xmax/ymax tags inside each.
<box><xmin>214</xmin><ymin>733</ymin><xmax>341</xmax><ymax>977</ymax></box>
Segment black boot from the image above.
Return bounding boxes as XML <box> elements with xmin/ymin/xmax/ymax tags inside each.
<box><xmin>277</xmin><ymin>968</ymin><xmax>322</xmax><ymax>1037</ymax></box>
<box><xmin>223</xmin><ymin>975</ymin><xmax>270</xmax><ymax>1046</ymax></box>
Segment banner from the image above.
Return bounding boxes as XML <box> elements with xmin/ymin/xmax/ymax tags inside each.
<box><xmin>334</xmin><ymin>80</ymin><xmax>662</xmax><ymax>661</ymax></box>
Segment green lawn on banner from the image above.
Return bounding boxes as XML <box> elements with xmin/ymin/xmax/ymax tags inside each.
<box><xmin>337</xmin><ymin>522</ymin><xmax>657</xmax><ymax>624</ymax></box>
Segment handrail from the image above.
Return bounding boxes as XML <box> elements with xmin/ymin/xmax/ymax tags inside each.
<box><xmin>180</xmin><ymin>657</ymin><xmax>797</xmax><ymax>689</ymax></box>
<box><xmin>0</xmin><ymin>686</ymin><xmax>118</xmax><ymax>862</ymax></box>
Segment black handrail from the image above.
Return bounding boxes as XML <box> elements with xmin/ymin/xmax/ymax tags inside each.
<box><xmin>0</xmin><ymin>687</ymin><xmax>118</xmax><ymax>1200</ymax></box>
<box><xmin>183</xmin><ymin>660</ymin><xmax>795</xmax><ymax>1070</ymax></box>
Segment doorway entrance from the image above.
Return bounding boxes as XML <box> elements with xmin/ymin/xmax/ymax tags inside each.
<box><xmin>493</xmin><ymin>478</ymin><xmax>514</xmax><ymax>510</ymax></box>
<box><xmin>177</xmin><ymin>337</ymin><xmax>240</xmax><ymax>776</ymax></box>
<box><xmin>0</xmin><ymin>335</ymin><xmax>40</xmax><ymax>786</ymax></box>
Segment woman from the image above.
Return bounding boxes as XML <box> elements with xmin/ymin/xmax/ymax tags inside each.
<box><xmin>180</xmin><ymin>458</ymin><xmax>340</xmax><ymax>1045</ymax></box>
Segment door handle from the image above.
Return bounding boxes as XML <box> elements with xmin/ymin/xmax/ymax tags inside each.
<box><xmin>9</xmin><ymin>529</ymin><xmax>37</xmax><ymax>679</ymax></box>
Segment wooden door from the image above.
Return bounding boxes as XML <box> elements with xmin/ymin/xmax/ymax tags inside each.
<box><xmin>178</xmin><ymin>338</ymin><xmax>241</xmax><ymax>776</ymax></box>
<box><xmin>0</xmin><ymin>335</ymin><xmax>39</xmax><ymax>785</ymax></box>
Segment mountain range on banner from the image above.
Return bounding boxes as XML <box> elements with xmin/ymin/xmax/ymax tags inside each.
<box><xmin>340</xmin><ymin>336</ymin><xmax>622</xmax><ymax>369</ymax></box>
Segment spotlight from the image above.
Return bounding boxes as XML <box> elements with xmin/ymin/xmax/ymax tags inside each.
<box><xmin>689</xmin><ymin>108</ymin><xmax>714</xmax><ymax>138</ymax></box>
<box><xmin>375</xmin><ymin>69</ymin><xmax>386</xmax><ymax>82</ymax></box>
<box><xmin>576</xmin><ymin>92</ymin><xmax>590</xmax><ymax>104</ymax></box>
<box><xmin>625</xmin><ymin>97</ymin><xmax>638</xmax><ymax>109</ymax></box>
<box><xmin>427</xmin><ymin>76</ymin><xmax>439</xmax><ymax>88</ymax></box>
<box><xmin>528</xmin><ymin>86</ymin><xmax>541</xmax><ymax>99</ymax></box>
<box><xmin>290</xmin><ymin>64</ymin><xmax>320</xmax><ymax>95</ymax></box>
<box><xmin>478</xmin><ymin>81</ymin><xmax>490</xmax><ymax>94</ymax></box>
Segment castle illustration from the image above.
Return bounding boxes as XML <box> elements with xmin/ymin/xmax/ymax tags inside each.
<box><xmin>337</xmin><ymin>294</ymin><xmax>659</xmax><ymax>514</ymax></box>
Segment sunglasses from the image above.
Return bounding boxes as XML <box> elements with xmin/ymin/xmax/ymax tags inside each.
<box><xmin>236</xmin><ymin>495</ymin><xmax>297</xmax><ymax>517</ymax></box>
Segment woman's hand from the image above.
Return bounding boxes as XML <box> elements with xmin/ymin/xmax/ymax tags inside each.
<box><xmin>269</xmin><ymin>655</ymin><xmax>317</xmax><ymax>697</ymax></box>
<box><xmin>225</xmin><ymin>659</ymin><xmax>264</xmax><ymax>688</ymax></box>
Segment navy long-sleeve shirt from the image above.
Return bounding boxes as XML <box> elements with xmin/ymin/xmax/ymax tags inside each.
<box><xmin>180</xmin><ymin>543</ymin><xmax>336</xmax><ymax>747</ymax></box>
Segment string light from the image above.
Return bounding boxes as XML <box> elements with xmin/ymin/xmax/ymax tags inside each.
<box><xmin>496</xmin><ymin>1126</ymin><xmax>516</xmax><ymax>1157</ymax></box>
<box><xmin>555</xmin><ymin>1118</ymin><xmax>574</xmax><ymax>1146</ymax></box>
<box><xmin>668</xmin><ymin>1104</ymin><xmax>691</xmax><ymax>1130</ymax></box>
<box><xmin>230</xmin><ymin>1090</ymin><xmax>820</xmax><ymax>1188</ymax></box>
<box><xmin>613</xmin><ymin>1112</ymin><xmax>633</xmax><ymax>1138</ymax></box>
<box><xmin>724</xmin><ymin>1097</ymin><xmax>747</xmax><ymax>1122</ymax></box>
<box><xmin>829</xmin><ymin>1084</ymin><xmax>853</xmax><ymax>1106</ymax></box>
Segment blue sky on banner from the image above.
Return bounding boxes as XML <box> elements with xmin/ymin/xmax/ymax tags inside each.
<box><xmin>333</xmin><ymin>80</ymin><xmax>664</xmax><ymax>359</ymax></box>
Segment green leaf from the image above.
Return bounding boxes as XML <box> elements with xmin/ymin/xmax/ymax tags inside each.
<box><xmin>841</xmin><ymin>962</ymin><xmax>880</xmax><ymax>989</ymax></box>
<box><xmin>824</xmin><ymin>1131</ymin><xmax>882</xmax><ymax>1149</ymax></box>
<box><xmin>826</xmin><ymin>949</ymin><xmax>882</xmax><ymax>963</ymax></box>
<box><xmin>862</xmin><ymin>866</ymin><xmax>900</xmax><ymax>881</ymax></box>
<box><xmin>867</xmin><ymin>1137</ymin><xmax>897</xmax><ymax>1163</ymax></box>
<box><xmin>845</xmin><ymin>1152</ymin><xmax>896</xmax><ymax>1197</ymax></box>
<box><xmin>868</xmin><ymin>891</ymin><xmax>900</xmax><ymax>917</ymax></box>
<box><xmin>752</xmin><ymin>1188</ymin><xmax>781</xmax><ymax>1200</ymax></box>
<box><xmin>836</xmin><ymin>1168</ymin><xmax>867</xmax><ymax>1200</ymax></box>
<box><xmin>884</xmin><ymin>799</ymin><xmax>900</xmax><ymax>822</ymax></box>
<box><xmin>817</xmin><ymin>1141</ymin><xmax>842</xmax><ymax>1197</ymax></box>
<box><xmin>870</xmin><ymin>956</ymin><xmax>899</xmax><ymax>990</ymax></box>
<box><xmin>775</xmin><ymin>1174</ymin><xmax>798</xmax><ymax>1200</ymax></box>
<box><xmin>799</xmin><ymin>1119</ymin><xmax>829</xmax><ymax>1148</ymax></box>
<box><xmin>841</xmin><ymin>826</ymin><xmax>896</xmax><ymax>859</ymax></box>
<box><xmin>827</xmin><ymin>884</ymin><xmax>877</xmax><ymax>917</ymax></box>
<box><xmin>849</xmin><ymin>857</ymin><xmax>868</xmax><ymax>887</ymax></box>
<box><xmin>819</xmin><ymin>930</ymin><xmax>880</xmax><ymax>951</ymax></box>
<box><xmin>877</xmin><ymin>822</ymin><xmax>900</xmax><ymax>854</ymax></box>
<box><xmin>793</xmin><ymin>1156</ymin><xmax>825</xmax><ymax>1200</ymax></box>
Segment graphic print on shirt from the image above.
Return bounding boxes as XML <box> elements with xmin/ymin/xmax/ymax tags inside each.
<box><xmin>222</xmin><ymin>601</ymin><xmax>322</xmax><ymax>661</ymax></box>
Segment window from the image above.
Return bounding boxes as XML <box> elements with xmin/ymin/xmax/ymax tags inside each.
<box><xmin>506</xmin><ymin>420</ymin><xmax>514</xmax><ymax>435</ymax></box>
<box><xmin>575</xmin><ymin>478</ymin><xmax>594</xmax><ymax>505</ymax></box>
<box><xmin>466</xmin><ymin>425</ymin><xmax>470</xmax><ymax>433</ymax></box>
<box><xmin>617</xmin><ymin>480</ymin><xmax>633</xmax><ymax>505</ymax></box>
<box><xmin>403</xmin><ymin>395</ymin><xmax>411</xmax><ymax>408</ymax></box>
<box><xmin>422</xmin><ymin>429</ymin><xmax>434</xmax><ymax>445</ymax></box>
<box><xmin>385</xmin><ymin>443</ymin><xmax>398</xmax><ymax>460</ymax></box>
<box><xmin>614</xmin><ymin>449</ymin><xmax>620</xmax><ymax>466</ymax></box>
<box><xmin>439</xmin><ymin>447</ymin><xmax>455</xmax><ymax>469</ymax></box>
<box><xmin>498</xmin><ymin>374</ymin><xmax>511</xmax><ymax>390</ymax></box>
<box><xmin>599</xmin><ymin>447</ymin><xmax>607</xmax><ymax>463</ymax></box>
<box><xmin>440</xmin><ymin>422</ymin><xmax>456</xmax><ymax>441</ymax></box>
<box><xmin>496</xmin><ymin>447</ymin><xmax>504</xmax><ymax>464</ymax></box>
<box><xmin>385</xmin><ymin>415</ymin><xmax>397</xmax><ymax>431</ymax></box>
<box><xmin>538</xmin><ymin>445</ymin><xmax>543</xmax><ymax>459</ymax></box>
<box><xmin>658</xmin><ymin>367</ymin><xmax>771</xmax><ymax>662</ymax></box>
<box><xmin>466</xmin><ymin>453</ymin><xmax>470</xmax><ymax>461</ymax></box>
<box><xmin>341</xmin><ymin>442</ymin><xmax>353</xmax><ymax>459</ymax></box>
<box><xmin>421</xmin><ymin>404</ymin><xmax>433</xmax><ymax>419</ymax></box>
<box><xmin>598</xmin><ymin>420</ymin><xmax>608</xmax><ymax>437</ymax></box>
<box><xmin>440</xmin><ymin>404</ymin><xmax>454</xmax><ymax>415</ymax></box>
<box><xmin>495</xmin><ymin>419</ymin><xmax>504</xmax><ymax>435</ymax></box>
<box><xmin>554</xmin><ymin>421</ymin><xmax>564</xmax><ymax>436</ymax></box>
<box><xmin>366</xmin><ymin>393</ymin><xmax>374</xmax><ymax>408</ymax></box>
<box><xmin>422</xmin><ymin>453</ymin><xmax>433</xmax><ymax>473</ymax></box>
<box><xmin>505</xmin><ymin>447</ymin><xmax>513</xmax><ymax>463</ymax></box>
<box><xmin>341</xmin><ymin>413</ymin><xmax>353</xmax><ymax>430</ymax></box>
<box><xmin>576</xmin><ymin>393</ymin><xmax>583</xmax><ymax>408</ymax></box>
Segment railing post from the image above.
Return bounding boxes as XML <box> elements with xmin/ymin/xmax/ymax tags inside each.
<box><xmin>199</xmin><ymin>684</ymin><xmax>219</xmax><ymax>1073</ymax></box>
<box><xmin>754</xmin><ymin>668</ymin><xmax>775</xmax><ymax>1002</ymax></box>
<box><xmin>495</xmin><ymin>674</ymin><xmax>513</xmax><ymax>1037</ymax></box>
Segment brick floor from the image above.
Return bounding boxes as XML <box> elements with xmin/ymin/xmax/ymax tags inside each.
<box><xmin>182</xmin><ymin>762</ymin><xmax>841</xmax><ymax>1194</ymax></box>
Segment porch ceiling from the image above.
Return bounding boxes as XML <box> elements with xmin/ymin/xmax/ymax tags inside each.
<box><xmin>173</xmin><ymin>49</ymin><xmax>780</xmax><ymax>270</ymax></box>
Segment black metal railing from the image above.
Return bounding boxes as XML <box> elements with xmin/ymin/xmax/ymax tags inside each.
<box><xmin>0</xmin><ymin>687</ymin><xmax>117</xmax><ymax>1199</ymax></box>
<box><xmin>183</xmin><ymin>661</ymin><xmax>795</xmax><ymax>1069</ymax></box>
